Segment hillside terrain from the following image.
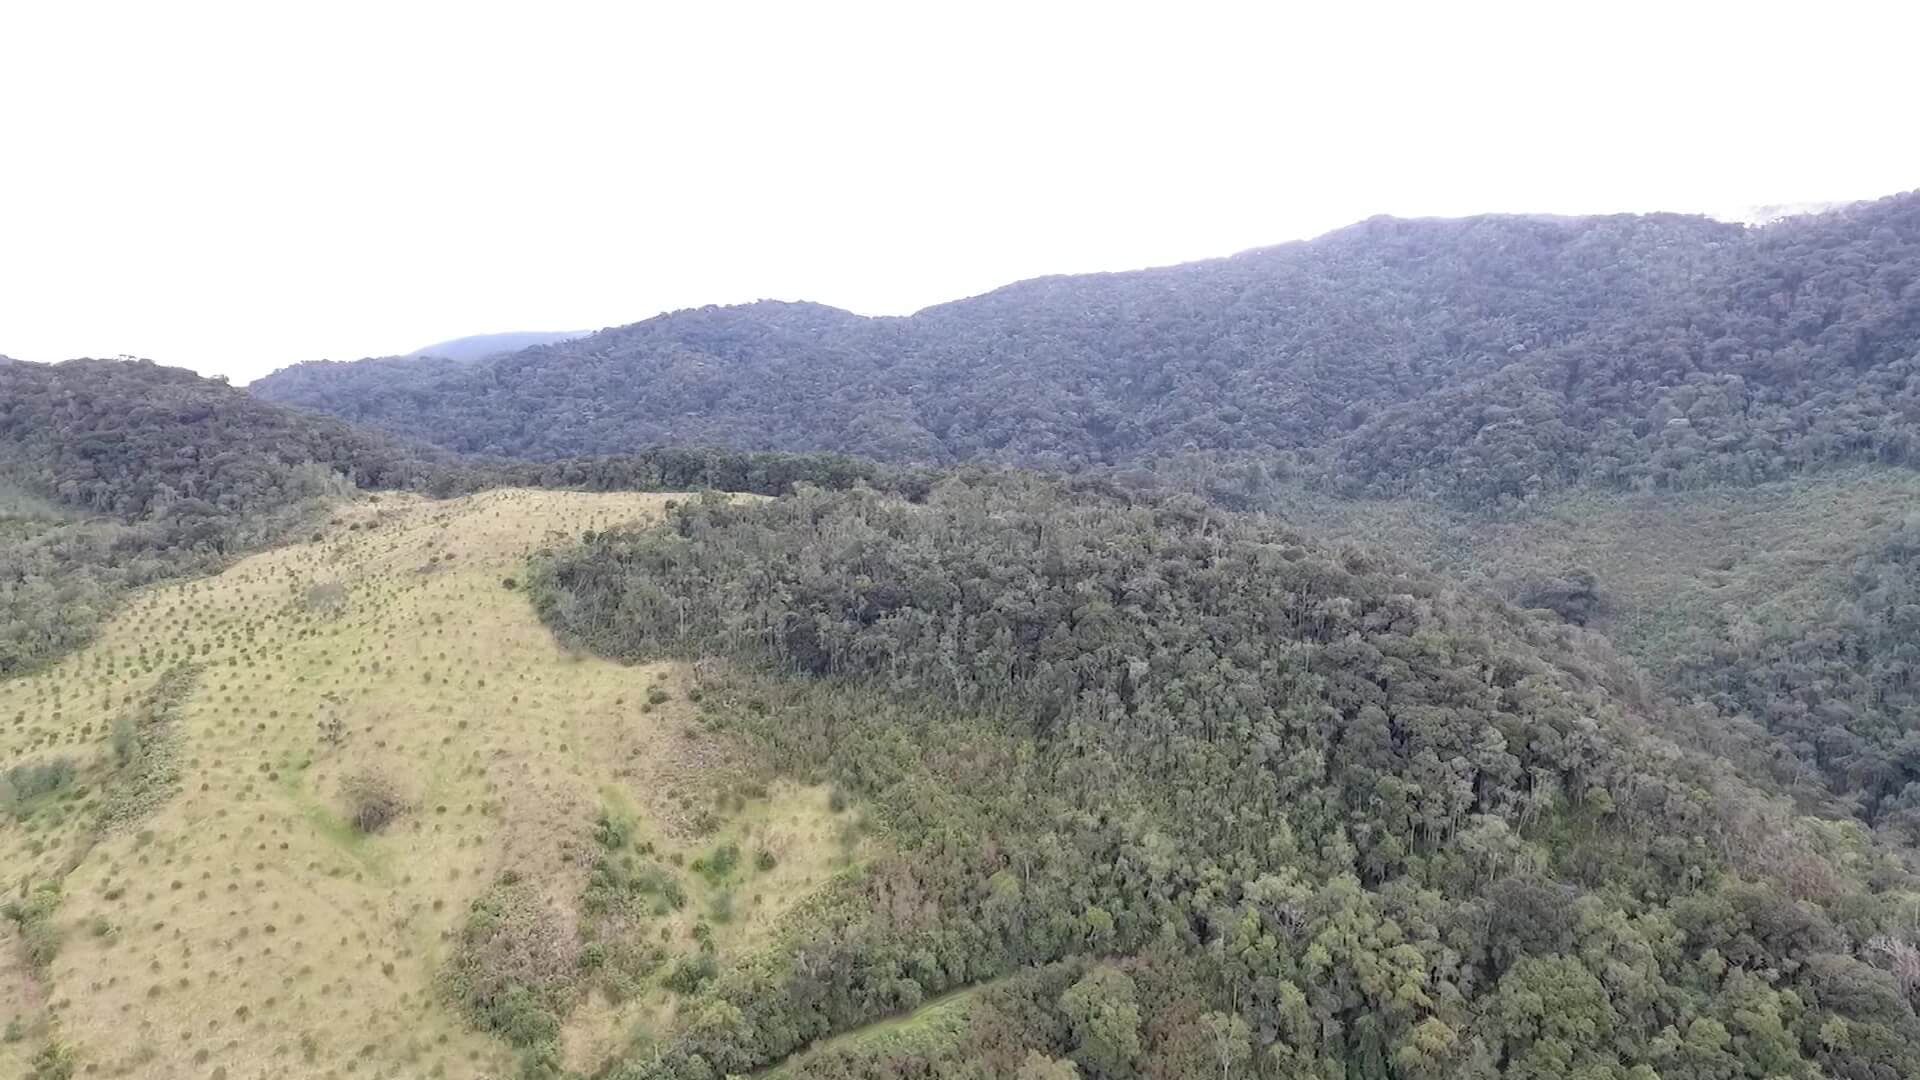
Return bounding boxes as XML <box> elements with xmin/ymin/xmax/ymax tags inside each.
<box><xmin>10</xmin><ymin>190</ymin><xmax>1920</xmax><ymax>1080</ymax></box>
<box><xmin>0</xmin><ymin>488</ymin><xmax>863</xmax><ymax>1079</ymax></box>
<box><xmin>0</xmin><ymin>356</ymin><xmax>922</xmax><ymax>679</ymax></box>
<box><xmin>253</xmin><ymin>193</ymin><xmax>1920</xmax><ymax>503</ymax></box>
<box><xmin>243</xmin><ymin>191</ymin><xmax>1920</xmax><ymax>842</ymax></box>
<box><xmin>0</xmin><ymin>358</ymin><xmax>461</xmax><ymax>680</ymax></box>
<box><xmin>1246</xmin><ymin>468</ymin><xmax>1920</xmax><ymax>832</ymax></box>
<box><xmin>526</xmin><ymin>476</ymin><xmax>1920</xmax><ymax>1080</ymax></box>
<box><xmin>6</xmin><ymin>464</ymin><xmax>1920</xmax><ymax>1080</ymax></box>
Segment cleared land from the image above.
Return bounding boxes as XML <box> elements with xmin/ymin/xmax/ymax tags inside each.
<box><xmin>0</xmin><ymin>488</ymin><xmax>857</xmax><ymax>1079</ymax></box>
<box><xmin>1274</xmin><ymin>467</ymin><xmax>1920</xmax><ymax>673</ymax></box>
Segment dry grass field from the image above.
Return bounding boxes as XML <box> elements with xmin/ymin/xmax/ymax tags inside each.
<box><xmin>0</xmin><ymin>488</ymin><xmax>859</xmax><ymax>1079</ymax></box>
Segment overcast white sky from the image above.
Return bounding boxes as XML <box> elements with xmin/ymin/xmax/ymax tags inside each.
<box><xmin>2</xmin><ymin>1</ymin><xmax>1916</xmax><ymax>383</ymax></box>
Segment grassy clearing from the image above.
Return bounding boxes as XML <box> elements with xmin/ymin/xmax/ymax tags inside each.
<box><xmin>757</xmin><ymin>983</ymin><xmax>987</xmax><ymax>1078</ymax></box>
<box><xmin>0</xmin><ymin>488</ymin><xmax>857</xmax><ymax>1079</ymax></box>
<box><xmin>1273</xmin><ymin>466</ymin><xmax>1920</xmax><ymax>674</ymax></box>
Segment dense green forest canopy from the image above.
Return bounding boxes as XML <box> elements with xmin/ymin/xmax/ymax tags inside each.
<box><xmin>253</xmin><ymin>193</ymin><xmax>1920</xmax><ymax>504</ymax></box>
<box><xmin>531</xmin><ymin>476</ymin><xmax>1920</xmax><ymax>1080</ymax></box>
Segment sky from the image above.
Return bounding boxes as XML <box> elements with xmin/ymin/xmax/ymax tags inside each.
<box><xmin>2</xmin><ymin>1</ymin><xmax>1917</xmax><ymax>383</ymax></box>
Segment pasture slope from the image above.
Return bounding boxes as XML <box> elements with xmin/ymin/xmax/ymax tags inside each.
<box><xmin>0</xmin><ymin>489</ymin><xmax>854</xmax><ymax>1079</ymax></box>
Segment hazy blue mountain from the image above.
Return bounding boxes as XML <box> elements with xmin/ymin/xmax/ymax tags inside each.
<box><xmin>403</xmin><ymin>329</ymin><xmax>586</xmax><ymax>363</ymax></box>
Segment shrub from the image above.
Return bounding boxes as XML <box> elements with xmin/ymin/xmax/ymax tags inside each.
<box><xmin>4</xmin><ymin>883</ymin><xmax>63</xmax><ymax>971</ymax></box>
<box><xmin>27</xmin><ymin>1040</ymin><xmax>73</xmax><ymax>1080</ymax></box>
<box><xmin>342</xmin><ymin>769</ymin><xmax>407</xmax><ymax>833</ymax></box>
<box><xmin>693</xmin><ymin>843</ymin><xmax>739</xmax><ymax>884</ymax></box>
<box><xmin>443</xmin><ymin>880</ymin><xmax>581</xmax><ymax>1048</ymax></box>
<box><xmin>99</xmin><ymin>663</ymin><xmax>197</xmax><ymax>830</ymax></box>
<box><xmin>3</xmin><ymin>758</ymin><xmax>76</xmax><ymax>809</ymax></box>
<box><xmin>110</xmin><ymin>716</ymin><xmax>138</xmax><ymax>764</ymax></box>
<box><xmin>661</xmin><ymin>950</ymin><xmax>716</xmax><ymax>995</ymax></box>
<box><xmin>592</xmin><ymin>812</ymin><xmax>631</xmax><ymax>851</ymax></box>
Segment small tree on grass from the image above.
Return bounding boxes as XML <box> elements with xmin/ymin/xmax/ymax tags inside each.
<box><xmin>342</xmin><ymin>769</ymin><xmax>407</xmax><ymax>833</ymax></box>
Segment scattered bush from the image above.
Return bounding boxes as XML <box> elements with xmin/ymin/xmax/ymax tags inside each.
<box><xmin>27</xmin><ymin>1039</ymin><xmax>73</xmax><ymax>1080</ymax></box>
<box><xmin>2</xmin><ymin>758</ymin><xmax>76</xmax><ymax>811</ymax></box>
<box><xmin>660</xmin><ymin>949</ymin><xmax>716</xmax><ymax>995</ymax></box>
<box><xmin>342</xmin><ymin>769</ymin><xmax>407</xmax><ymax>833</ymax></box>
<box><xmin>4</xmin><ymin>883</ymin><xmax>63</xmax><ymax>971</ymax></box>
<box><xmin>99</xmin><ymin>663</ymin><xmax>197</xmax><ymax>830</ymax></box>
<box><xmin>692</xmin><ymin>842</ymin><xmax>739</xmax><ymax>884</ymax></box>
<box><xmin>443</xmin><ymin>880</ymin><xmax>581</xmax><ymax>1049</ymax></box>
<box><xmin>592</xmin><ymin>812</ymin><xmax>631</xmax><ymax>851</ymax></box>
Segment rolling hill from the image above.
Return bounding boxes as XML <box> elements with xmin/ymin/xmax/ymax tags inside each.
<box><xmin>0</xmin><ymin>356</ymin><xmax>924</xmax><ymax>680</ymax></box>
<box><xmin>0</xmin><ymin>357</ymin><xmax>464</xmax><ymax>680</ymax></box>
<box><xmin>8</xmin><ymin>466</ymin><xmax>1920</xmax><ymax>1080</ymax></box>
<box><xmin>9</xmin><ymin>190</ymin><xmax>1920</xmax><ymax>1078</ymax></box>
<box><xmin>0</xmin><ymin>487</ymin><xmax>861</xmax><ymax>1079</ymax></box>
<box><xmin>521</xmin><ymin>474</ymin><xmax>1920</xmax><ymax>1080</ymax></box>
<box><xmin>242</xmin><ymin>191</ymin><xmax>1920</xmax><ymax>852</ymax></box>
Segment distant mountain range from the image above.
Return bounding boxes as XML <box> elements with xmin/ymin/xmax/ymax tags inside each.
<box><xmin>402</xmin><ymin>329</ymin><xmax>586</xmax><ymax>363</ymax></box>
<box><xmin>252</xmin><ymin>192</ymin><xmax>1920</xmax><ymax>505</ymax></box>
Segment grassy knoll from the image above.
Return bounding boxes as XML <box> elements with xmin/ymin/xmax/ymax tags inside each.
<box><xmin>0</xmin><ymin>489</ymin><xmax>856</xmax><ymax>1079</ymax></box>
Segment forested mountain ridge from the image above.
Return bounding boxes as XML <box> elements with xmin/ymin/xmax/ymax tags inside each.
<box><xmin>0</xmin><ymin>357</ymin><xmax>919</xmax><ymax>676</ymax></box>
<box><xmin>0</xmin><ymin>357</ymin><xmax>452</xmax><ymax>518</ymax></box>
<box><xmin>252</xmin><ymin>192</ymin><xmax>1920</xmax><ymax>502</ymax></box>
<box><xmin>0</xmin><ymin>357</ymin><xmax>457</xmax><ymax>675</ymax></box>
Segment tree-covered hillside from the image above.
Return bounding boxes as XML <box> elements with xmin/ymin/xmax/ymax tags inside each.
<box><xmin>531</xmin><ymin>475</ymin><xmax>1920</xmax><ymax>1080</ymax></box>
<box><xmin>254</xmin><ymin>193</ymin><xmax>1920</xmax><ymax>504</ymax></box>
<box><xmin>0</xmin><ymin>357</ymin><xmax>921</xmax><ymax>676</ymax></box>
<box><xmin>0</xmin><ymin>357</ymin><xmax>455</xmax><ymax>675</ymax></box>
<box><xmin>1</xmin><ymin>357</ymin><xmax>453</xmax><ymax>519</ymax></box>
<box><xmin>1274</xmin><ymin>469</ymin><xmax>1920</xmax><ymax>839</ymax></box>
